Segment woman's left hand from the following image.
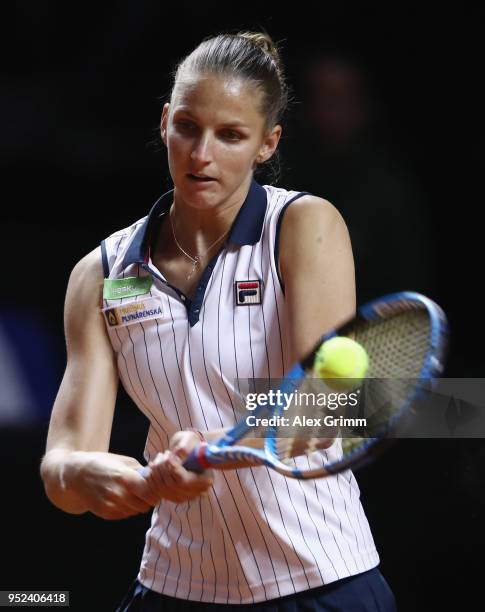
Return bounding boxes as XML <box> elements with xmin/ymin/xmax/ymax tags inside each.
<box><xmin>143</xmin><ymin>431</ymin><xmax>214</xmax><ymax>503</ymax></box>
<box><xmin>169</xmin><ymin>429</ymin><xmax>203</xmax><ymax>459</ymax></box>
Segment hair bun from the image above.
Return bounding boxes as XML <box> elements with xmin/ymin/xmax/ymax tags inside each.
<box><xmin>237</xmin><ymin>31</ymin><xmax>283</xmax><ymax>73</ymax></box>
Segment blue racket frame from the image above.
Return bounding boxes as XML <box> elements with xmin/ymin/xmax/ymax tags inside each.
<box><xmin>164</xmin><ymin>291</ymin><xmax>448</xmax><ymax>479</ymax></box>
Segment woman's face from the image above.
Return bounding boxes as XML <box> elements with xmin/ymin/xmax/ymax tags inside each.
<box><xmin>161</xmin><ymin>73</ymin><xmax>281</xmax><ymax>210</ymax></box>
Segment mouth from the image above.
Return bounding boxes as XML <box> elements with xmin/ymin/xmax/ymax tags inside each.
<box><xmin>187</xmin><ymin>173</ymin><xmax>217</xmax><ymax>182</ymax></box>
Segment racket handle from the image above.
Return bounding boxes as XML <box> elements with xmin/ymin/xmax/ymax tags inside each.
<box><xmin>182</xmin><ymin>447</ymin><xmax>206</xmax><ymax>473</ymax></box>
<box><xmin>138</xmin><ymin>444</ymin><xmax>208</xmax><ymax>478</ymax></box>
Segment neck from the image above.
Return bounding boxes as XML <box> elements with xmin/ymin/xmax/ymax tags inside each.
<box><xmin>169</xmin><ymin>176</ymin><xmax>251</xmax><ymax>255</ymax></box>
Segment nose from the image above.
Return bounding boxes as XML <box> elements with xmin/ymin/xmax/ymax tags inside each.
<box><xmin>190</xmin><ymin>131</ymin><xmax>214</xmax><ymax>163</ymax></box>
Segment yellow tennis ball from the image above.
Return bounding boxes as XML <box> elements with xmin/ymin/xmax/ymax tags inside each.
<box><xmin>313</xmin><ymin>336</ymin><xmax>369</xmax><ymax>390</ymax></box>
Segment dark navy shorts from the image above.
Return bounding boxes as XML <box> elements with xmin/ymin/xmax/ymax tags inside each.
<box><xmin>116</xmin><ymin>567</ymin><xmax>397</xmax><ymax>611</ymax></box>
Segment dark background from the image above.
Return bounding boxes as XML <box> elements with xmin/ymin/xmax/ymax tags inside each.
<box><xmin>1</xmin><ymin>3</ymin><xmax>483</xmax><ymax>610</ymax></box>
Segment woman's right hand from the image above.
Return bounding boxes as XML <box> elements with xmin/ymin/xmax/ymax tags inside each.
<box><xmin>67</xmin><ymin>451</ymin><xmax>162</xmax><ymax>520</ymax></box>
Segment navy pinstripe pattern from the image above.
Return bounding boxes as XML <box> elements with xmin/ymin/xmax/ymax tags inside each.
<box><xmin>101</xmin><ymin>180</ymin><xmax>380</xmax><ymax>604</ymax></box>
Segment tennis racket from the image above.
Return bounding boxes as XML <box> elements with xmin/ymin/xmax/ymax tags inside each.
<box><xmin>140</xmin><ymin>291</ymin><xmax>448</xmax><ymax>480</ymax></box>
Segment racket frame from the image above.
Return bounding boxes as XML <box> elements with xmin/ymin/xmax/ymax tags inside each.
<box><xmin>165</xmin><ymin>291</ymin><xmax>448</xmax><ymax>479</ymax></box>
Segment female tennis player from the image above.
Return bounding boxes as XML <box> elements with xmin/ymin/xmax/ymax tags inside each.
<box><xmin>40</xmin><ymin>31</ymin><xmax>396</xmax><ymax>611</ymax></box>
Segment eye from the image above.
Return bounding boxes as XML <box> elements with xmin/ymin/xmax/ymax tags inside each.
<box><xmin>175</xmin><ymin>120</ymin><xmax>197</xmax><ymax>133</ymax></box>
<box><xmin>221</xmin><ymin>130</ymin><xmax>243</xmax><ymax>141</ymax></box>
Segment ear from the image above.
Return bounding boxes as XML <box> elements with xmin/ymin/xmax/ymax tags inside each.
<box><xmin>160</xmin><ymin>103</ymin><xmax>170</xmax><ymax>146</ymax></box>
<box><xmin>256</xmin><ymin>124</ymin><xmax>283</xmax><ymax>164</ymax></box>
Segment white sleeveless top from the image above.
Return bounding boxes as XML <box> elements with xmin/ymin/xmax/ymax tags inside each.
<box><xmin>101</xmin><ymin>178</ymin><xmax>379</xmax><ymax>604</ymax></box>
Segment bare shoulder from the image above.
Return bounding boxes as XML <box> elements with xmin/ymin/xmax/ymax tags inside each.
<box><xmin>279</xmin><ymin>194</ymin><xmax>350</xmax><ymax>256</ymax></box>
<box><xmin>69</xmin><ymin>246</ymin><xmax>104</xmax><ymax>287</ymax></box>
<box><xmin>67</xmin><ymin>246</ymin><xmax>105</xmax><ymax>309</ymax></box>
<box><xmin>63</xmin><ymin>247</ymin><xmax>108</xmax><ymax>347</ymax></box>
<box><xmin>289</xmin><ymin>193</ymin><xmax>336</xmax><ymax>210</ymax></box>
<box><xmin>279</xmin><ymin>192</ymin><xmax>354</xmax><ymax>294</ymax></box>
<box><xmin>282</xmin><ymin>194</ymin><xmax>346</xmax><ymax>230</ymax></box>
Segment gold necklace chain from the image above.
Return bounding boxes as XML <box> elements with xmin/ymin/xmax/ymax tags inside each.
<box><xmin>169</xmin><ymin>208</ymin><xmax>229</xmax><ymax>280</ymax></box>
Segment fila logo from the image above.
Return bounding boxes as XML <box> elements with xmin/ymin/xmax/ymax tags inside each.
<box><xmin>235</xmin><ymin>280</ymin><xmax>262</xmax><ymax>305</ymax></box>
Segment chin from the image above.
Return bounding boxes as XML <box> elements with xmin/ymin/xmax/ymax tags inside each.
<box><xmin>176</xmin><ymin>186</ymin><xmax>221</xmax><ymax>209</ymax></box>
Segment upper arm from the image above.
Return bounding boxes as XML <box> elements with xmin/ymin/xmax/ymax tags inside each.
<box><xmin>45</xmin><ymin>247</ymin><xmax>119</xmax><ymax>454</ymax></box>
<box><xmin>279</xmin><ymin>195</ymin><xmax>356</xmax><ymax>363</ymax></box>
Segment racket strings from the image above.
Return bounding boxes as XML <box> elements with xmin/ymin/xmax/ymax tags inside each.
<box><xmin>353</xmin><ymin>309</ymin><xmax>431</xmax><ymax>431</ymax></box>
<box><xmin>357</xmin><ymin>309</ymin><xmax>430</xmax><ymax>378</ymax></box>
<box><xmin>274</xmin><ymin>308</ymin><xmax>432</xmax><ymax>463</ymax></box>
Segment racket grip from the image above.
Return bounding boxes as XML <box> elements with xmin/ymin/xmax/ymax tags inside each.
<box><xmin>182</xmin><ymin>446</ymin><xmax>206</xmax><ymax>473</ymax></box>
<box><xmin>138</xmin><ymin>444</ymin><xmax>208</xmax><ymax>478</ymax></box>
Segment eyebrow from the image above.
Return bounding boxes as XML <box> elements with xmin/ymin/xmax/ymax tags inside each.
<box><xmin>173</xmin><ymin>108</ymin><xmax>250</xmax><ymax>129</ymax></box>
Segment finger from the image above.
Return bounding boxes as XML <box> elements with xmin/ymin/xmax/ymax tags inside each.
<box><xmin>91</xmin><ymin>500</ymin><xmax>139</xmax><ymax>521</ymax></box>
<box><xmin>170</xmin><ymin>433</ymin><xmax>200</xmax><ymax>459</ymax></box>
<box><xmin>168</xmin><ymin>460</ymin><xmax>214</xmax><ymax>491</ymax></box>
<box><xmin>124</xmin><ymin>469</ymin><xmax>162</xmax><ymax>507</ymax></box>
<box><xmin>169</xmin><ymin>431</ymin><xmax>189</xmax><ymax>451</ymax></box>
<box><xmin>150</xmin><ymin>453</ymin><xmax>180</xmax><ymax>489</ymax></box>
<box><xmin>139</xmin><ymin>479</ymin><xmax>165</xmax><ymax>507</ymax></box>
<box><xmin>145</xmin><ymin>452</ymin><xmax>183</xmax><ymax>499</ymax></box>
<box><xmin>141</xmin><ymin>478</ymin><xmax>170</xmax><ymax>506</ymax></box>
<box><xmin>168</xmin><ymin>453</ymin><xmax>211</xmax><ymax>480</ymax></box>
<box><xmin>164</xmin><ymin>491</ymin><xmax>208</xmax><ymax>504</ymax></box>
<box><xmin>120</xmin><ymin>493</ymin><xmax>152</xmax><ymax>514</ymax></box>
<box><xmin>172</xmin><ymin>445</ymin><xmax>190</xmax><ymax>461</ymax></box>
<box><xmin>144</xmin><ymin>452</ymin><xmax>213</xmax><ymax>500</ymax></box>
<box><xmin>104</xmin><ymin>488</ymin><xmax>152</xmax><ymax>514</ymax></box>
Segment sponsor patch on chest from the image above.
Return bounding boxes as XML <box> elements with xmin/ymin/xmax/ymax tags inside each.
<box><xmin>235</xmin><ymin>280</ymin><xmax>262</xmax><ymax>305</ymax></box>
<box><xmin>102</xmin><ymin>297</ymin><xmax>163</xmax><ymax>327</ymax></box>
<box><xmin>103</xmin><ymin>276</ymin><xmax>152</xmax><ymax>300</ymax></box>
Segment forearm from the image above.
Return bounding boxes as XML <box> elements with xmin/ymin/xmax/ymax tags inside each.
<box><xmin>40</xmin><ymin>449</ymin><xmax>145</xmax><ymax>515</ymax></box>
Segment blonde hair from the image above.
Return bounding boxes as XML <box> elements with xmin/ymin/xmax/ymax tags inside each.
<box><xmin>172</xmin><ymin>31</ymin><xmax>288</xmax><ymax>129</ymax></box>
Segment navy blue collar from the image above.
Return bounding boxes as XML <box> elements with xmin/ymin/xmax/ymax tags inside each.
<box><xmin>122</xmin><ymin>177</ymin><xmax>268</xmax><ymax>270</ymax></box>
